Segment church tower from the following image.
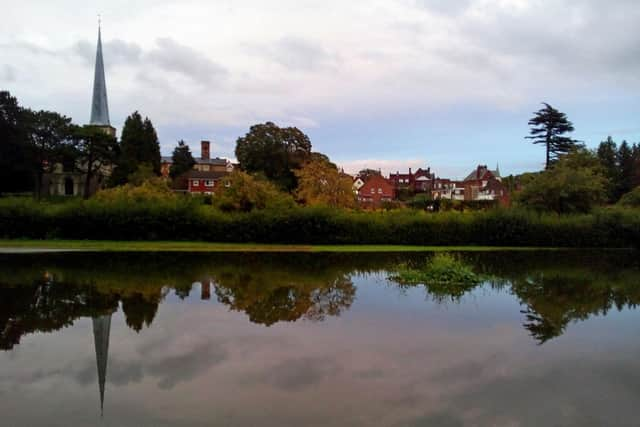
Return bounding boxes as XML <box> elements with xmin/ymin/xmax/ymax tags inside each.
<box><xmin>90</xmin><ymin>22</ymin><xmax>116</xmax><ymax>137</ymax></box>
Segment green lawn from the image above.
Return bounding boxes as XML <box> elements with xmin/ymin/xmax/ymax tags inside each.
<box><xmin>0</xmin><ymin>239</ymin><xmax>569</xmax><ymax>253</ymax></box>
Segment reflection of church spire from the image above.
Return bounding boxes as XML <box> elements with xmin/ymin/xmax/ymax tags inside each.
<box><xmin>92</xmin><ymin>314</ymin><xmax>111</xmax><ymax>417</ymax></box>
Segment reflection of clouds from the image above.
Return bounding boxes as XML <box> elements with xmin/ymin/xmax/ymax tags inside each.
<box><xmin>247</xmin><ymin>356</ymin><xmax>341</xmax><ymax>392</ymax></box>
<box><xmin>147</xmin><ymin>342</ymin><xmax>227</xmax><ymax>389</ymax></box>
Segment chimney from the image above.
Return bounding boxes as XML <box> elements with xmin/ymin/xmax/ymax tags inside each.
<box><xmin>201</xmin><ymin>140</ymin><xmax>210</xmax><ymax>160</ymax></box>
<box><xmin>409</xmin><ymin>168</ymin><xmax>412</xmax><ymax>175</ymax></box>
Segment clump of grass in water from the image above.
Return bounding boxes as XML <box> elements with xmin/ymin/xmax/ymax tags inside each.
<box><xmin>389</xmin><ymin>253</ymin><xmax>486</xmax><ymax>301</ymax></box>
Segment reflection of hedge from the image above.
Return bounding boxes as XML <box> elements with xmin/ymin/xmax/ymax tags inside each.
<box><xmin>0</xmin><ymin>199</ymin><xmax>639</xmax><ymax>247</ymax></box>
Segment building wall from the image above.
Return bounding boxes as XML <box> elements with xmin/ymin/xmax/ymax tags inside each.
<box><xmin>188</xmin><ymin>178</ymin><xmax>219</xmax><ymax>194</ymax></box>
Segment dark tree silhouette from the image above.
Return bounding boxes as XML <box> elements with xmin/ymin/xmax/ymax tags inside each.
<box><xmin>169</xmin><ymin>140</ymin><xmax>196</xmax><ymax>179</ymax></box>
<box><xmin>526</xmin><ymin>103</ymin><xmax>580</xmax><ymax>169</ymax></box>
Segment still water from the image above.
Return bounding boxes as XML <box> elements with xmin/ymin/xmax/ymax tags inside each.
<box><xmin>1</xmin><ymin>251</ymin><xmax>639</xmax><ymax>427</ymax></box>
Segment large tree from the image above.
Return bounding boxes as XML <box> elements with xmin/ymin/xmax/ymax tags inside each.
<box><xmin>516</xmin><ymin>149</ymin><xmax>606</xmax><ymax>213</ymax></box>
<box><xmin>169</xmin><ymin>140</ymin><xmax>196</xmax><ymax>179</ymax></box>
<box><xmin>25</xmin><ymin>110</ymin><xmax>74</xmax><ymax>198</ymax></box>
<box><xmin>295</xmin><ymin>157</ymin><xmax>356</xmax><ymax>208</ymax></box>
<box><xmin>0</xmin><ymin>91</ymin><xmax>32</xmax><ymax>194</ymax></box>
<box><xmin>112</xmin><ymin>111</ymin><xmax>161</xmax><ymax>185</ymax></box>
<box><xmin>596</xmin><ymin>136</ymin><xmax>619</xmax><ymax>202</ymax></box>
<box><xmin>73</xmin><ymin>126</ymin><xmax>118</xmax><ymax>198</ymax></box>
<box><xmin>527</xmin><ymin>103</ymin><xmax>580</xmax><ymax>169</ymax></box>
<box><xmin>235</xmin><ymin>122</ymin><xmax>312</xmax><ymax>191</ymax></box>
<box><xmin>617</xmin><ymin>141</ymin><xmax>635</xmax><ymax>197</ymax></box>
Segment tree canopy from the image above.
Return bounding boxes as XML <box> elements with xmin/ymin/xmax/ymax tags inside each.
<box><xmin>169</xmin><ymin>140</ymin><xmax>196</xmax><ymax>179</ymax></box>
<box><xmin>516</xmin><ymin>149</ymin><xmax>607</xmax><ymax>213</ymax></box>
<box><xmin>0</xmin><ymin>91</ymin><xmax>34</xmax><ymax>194</ymax></box>
<box><xmin>235</xmin><ymin>122</ymin><xmax>312</xmax><ymax>191</ymax></box>
<box><xmin>73</xmin><ymin>126</ymin><xmax>118</xmax><ymax>198</ymax></box>
<box><xmin>111</xmin><ymin>111</ymin><xmax>161</xmax><ymax>185</ymax></box>
<box><xmin>295</xmin><ymin>157</ymin><xmax>356</xmax><ymax>208</ymax></box>
<box><xmin>527</xmin><ymin>103</ymin><xmax>580</xmax><ymax>169</ymax></box>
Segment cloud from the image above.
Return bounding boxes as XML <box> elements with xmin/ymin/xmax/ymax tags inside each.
<box><xmin>1</xmin><ymin>65</ymin><xmax>16</xmax><ymax>82</ymax></box>
<box><xmin>260</xmin><ymin>36</ymin><xmax>340</xmax><ymax>72</ymax></box>
<box><xmin>248</xmin><ymin>356</ymin><xmax>340</xmax><ymax>391</ymax></box>
<box><xmin>147</xmin><ymin>38</ymin><xmax>228</xmax><ymax>85</ymax></box>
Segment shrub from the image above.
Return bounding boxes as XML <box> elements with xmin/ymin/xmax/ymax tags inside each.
<box><xmin>618</xmin><ymin>187</ymin><xmax>640</xmax><ymax>208</ymax></box>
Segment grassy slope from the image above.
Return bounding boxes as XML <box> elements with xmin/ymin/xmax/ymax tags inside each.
<box><xmin>0</xmin><ymin>239</ymin><xmax>568</xmax><ymax>252</ymax></box>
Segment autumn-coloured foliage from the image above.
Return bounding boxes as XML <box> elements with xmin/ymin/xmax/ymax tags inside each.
<box><xmin>294</xmin><ymin>158</ymin><xmax>356</xmax><ymax>208</ymax></box>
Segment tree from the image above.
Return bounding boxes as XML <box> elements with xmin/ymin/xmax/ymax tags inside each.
<box><xmin>111</xmin><ymin>111</ymin><xmax>161</xmax><ymax>185</ymax></box>
<box><xmin>617</xmin><ymin>141</ymin><xmax>634</xmax><ymax>197</ymax></box>
<box><xmin>235</xmin><ymin>122</ymin><xmax>312</xmax><ymax>191</ymax></box>
<box><xmin>25</xmin><ymin>110</ymin><xmax>74</xmax><ymax>198</ymax></box>
<box><xmin>633</xmin><ymin>143</ymin><xmax>640</xmax><ymax>188</ymax></box>
<box><xmin>526</xmin><ymin>103</ymin><xmax>580</xmax><ymax>169</ymax></box>
<box><xmin>596</xmin><ymin>136</ymin><xmax>619</xmax><ymax>202</ymax></box>
<box><xmin>169</xmin><ymin>140</ymin><xmax>196</xmax><ymax>179</ymax></box>
<box><xmin>213</xmin><ymin>171</ymin><xmax>295</xmax><ymax>212</ymax></box>
<box><xmin>73</xmin><ymin>126</ymin><xmax>118</xmax><ymax>198</ymax></box>
<box><xmin>0</xmin><ymin>91</ymin><xmax>32</xmax><ymax>194</ymax></box>
<box><xmin>516</xmin><ymin>149</ymin><xmax>607</xmax><ymax>214</ymax></box>
<box><xmin>294</xmin><ymin>157</ymin><xmax>356</xmax><ymax>208</ymax></box>
<box><xmin>357</xmin><ymin>168</ymin><xmax>382</xmax><ymax>180</ymax></box>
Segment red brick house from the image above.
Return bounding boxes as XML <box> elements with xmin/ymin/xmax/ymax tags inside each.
<box><xmin>357</xmin><ymin>175</ymin><xmax>396</xmax><ymax>206</ymax></box>
<box><xmin>161</xmin><ymin>140</ymin><xmax>233</xmax><ymax>178</ymax></box>
<box><xmin>184</xmin><ymin>170</ymin><xmax>228</xmax><ymax>194</ymax></box>
<box><xmin>390</xmin><ymin>167</ymin><xmax>435</xmax><ymax>193</ymax></box>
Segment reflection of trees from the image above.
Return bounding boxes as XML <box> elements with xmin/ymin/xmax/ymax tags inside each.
<box><xmin>214</xmin><ymin>274</ymin><xmax>355</xmax><ymax>326</ymax></box>
<box><xmin>0</xmin><ymin>277</ymin><xmax>119</xmax><ymax>350</ymax></box>
<box><xmin>122</xmin><ymin>292</ymin><xmax>163</xmax><ymax>333</ymax></box>
<box><xmin>511</xmin><ymin>273</ymin><xmax>640</xmax><ymax>344</ymax></box>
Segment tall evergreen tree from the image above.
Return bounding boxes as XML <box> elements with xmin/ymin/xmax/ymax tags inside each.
<box><xmin>111</xmin><ymin>111</ymin><xmax>161</xmax><ymax>185</ymax></box>
<box><xmin>617</xmin><ymin>141</ymin><xmax>634</xmax><ymax>196</ymax></box>
<box><xmin>169</xmin><ymin>140</ymin><xmax>196</xmax><ymax>179</ymax></box>
<box><xmin>596</xmin><ymin>136</ymin><xmax>619</xmax><ymax>202</ymax></box>
<box><xmin>632</xmin><ymin>143</ymin><xmax>640</xmax><ymax>189</ymax></box>
<box><xmin>526</xmin><ymin>103</ymin><xmax>580</xmax><ymax>169</ymax></box>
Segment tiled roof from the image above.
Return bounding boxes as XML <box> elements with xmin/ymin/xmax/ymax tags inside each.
<box><xmin>183</xmin><ymin>170</ymin><xmax>228</xmax><ymax>180</ymax></box>
<box><xmin>161</xmin><ymin>156</ymin><xmax>228</xmax><ymax>166</ymax></box>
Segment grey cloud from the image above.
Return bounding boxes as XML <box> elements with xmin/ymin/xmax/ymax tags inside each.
<box><xmin>415</xmin><ymin>0</ymin><xmax>473</xmax><ymax>16</ymax></box>
<box><xmin>263</xmin><ymin>37</ymin><xmax>339</xmax><ymax>72</ymax></box>
<box><xmin>147</xmin><ymin>37</ymin><xmax>228</xmax><ymax>84</ymax></box>
<box><xmin>252</xmin><ymin>356</ymin><xmax>340</xmax><ymax>391</ymax></box>
<box><xmin>146</xmin><ymin>341</ymin><xmax>227</xmax><ymax>389</ymax></box>
<box><xmin>73</xmin><ymin>39</ymin><xmax>142</xmax><ymax>67</ymax></box>
<box><xmin>1</xmin><ymin>65</ymin><xmax>16</xmax><ymax>82</ymax></box>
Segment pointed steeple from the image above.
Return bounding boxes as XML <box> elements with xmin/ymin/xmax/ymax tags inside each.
<box><xmin>92</xmin><ymin>314</ymin><xmax>112</xmax><ymax>417</ymax></box>
<box><xmin>90</xmin><ymin>23</ymin><xmax>110</xmax><ymax>126</ymax></box>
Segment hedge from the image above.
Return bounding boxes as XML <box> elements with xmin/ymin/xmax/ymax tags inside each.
<box><xmin>0</xmin><ymin>198</ymin><xmax>638</xmax><ymax>247</ymax></box>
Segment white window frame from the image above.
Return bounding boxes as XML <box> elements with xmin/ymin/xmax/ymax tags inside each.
<box><xmin>192</xmin><ymin>180</ymin><xmax>200</xmax><ymax>186</ymax></box>
<box><xmin>205</xmin><ymin>180</ymin><xmax>215</xmax><ymax>187</ymax></box>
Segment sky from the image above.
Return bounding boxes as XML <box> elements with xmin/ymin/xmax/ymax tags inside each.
<box><xmin>1</xmin><ymin>0</ymin><xmax>639</xmax><ymax>179</ymax></box>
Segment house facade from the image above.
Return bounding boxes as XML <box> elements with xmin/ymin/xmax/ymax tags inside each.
<box><xmin>183</xmin><ymin>170</ymin><xmax>228</xmax><ymax>194</ymax></box>
<box><xmin>357</xmin><ymin>174</ymin><xmax>395</xmax><ymax>206</ymax></box>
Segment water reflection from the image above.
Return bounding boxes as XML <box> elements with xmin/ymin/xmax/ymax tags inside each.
<box><xmin>1</xmin><ymin>252</ymin><xmax>639</xmax><ymax>346</ymax></box>
<box><xmin>0</xmin><ymin>251</ymin><xmax>639</xmax><ymax>425</ymax></box>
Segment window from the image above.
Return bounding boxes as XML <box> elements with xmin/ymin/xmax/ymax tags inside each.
<box><xmin>192</xmin><ymin>180</ymin><xmax>199</xmax><ymax>186</ymax></box>
<box><xmin>378</xmin><ymin>188</ymin><xmax>383</xmax><ymax>194</ymax></box>
<box><xmin>205</xmin><ymin>180</ymin><xmax>214</xmax><ymax>187</ymax></box>
<box><xmin>370</xmin><ymin>188</ymin><xmax>375</xmax><ymax>194</ymax></box>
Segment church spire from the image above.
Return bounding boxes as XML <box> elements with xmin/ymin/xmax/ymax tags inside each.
<box><xmin>92</xmin><ymin>314</ymin><xmax>112</xmax><ymax>417</ymax></box>
<box><xmin>90</xmin><ymin>21</ymin><xmax>110</xmax><ymax>126</ymax></box>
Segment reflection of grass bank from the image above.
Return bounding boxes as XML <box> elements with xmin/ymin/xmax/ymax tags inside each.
<box><xmin>389</xmin><ymin>253</ymin><xmax>488</xmax><ymax>301</ymax></box>
<box><xmin>0</xmin><ymin>240</ymin><xmax>568</xmax><ymax>253</ymax></box>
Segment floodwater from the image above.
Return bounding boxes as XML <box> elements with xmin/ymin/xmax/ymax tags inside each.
<box><xmin>0</xmin><ymin>251</ymin><xmax>639</xmax><ymax>427</ymax></box>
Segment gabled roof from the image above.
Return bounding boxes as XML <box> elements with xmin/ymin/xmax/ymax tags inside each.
<box><xmin>161</xmin><ymin>156</ymin><xmax>228</xmax><ymax>166</ymax></box>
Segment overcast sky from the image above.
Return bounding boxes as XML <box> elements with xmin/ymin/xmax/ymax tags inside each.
<box><xmin>2</xmin><ymin>0</ymin><xmax>639</xmax><ymax>178</ymax></box>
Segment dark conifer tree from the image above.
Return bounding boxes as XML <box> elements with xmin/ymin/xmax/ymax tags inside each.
<box><xmin>617</xmin><ymin>141</ymin><xmax>634</xmax><ymax>196</ymax></box>
<box><xmin>596</xmin><ymin>136</ymin><xmax>619</xmax><ymax>202</ymax></box>
<box><xmin>111</xmin><ymin>111</ymin><xmax>161</xmax><ymax>184</ymax></box>
<box><xmin>169</xmin><ymin>140</ymin><xmax>196</xmax><ymax>179</ymax></box>
<box><xmin>526</xmin><ymin>103</ymin><xmax>580</xmax><ymax>169</ymax></box>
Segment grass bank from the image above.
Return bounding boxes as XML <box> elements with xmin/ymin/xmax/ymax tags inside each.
<box><xmin>0</xmin><ymin>240</ymin><xmax>569</xmax><ymax>253</ymax></box>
